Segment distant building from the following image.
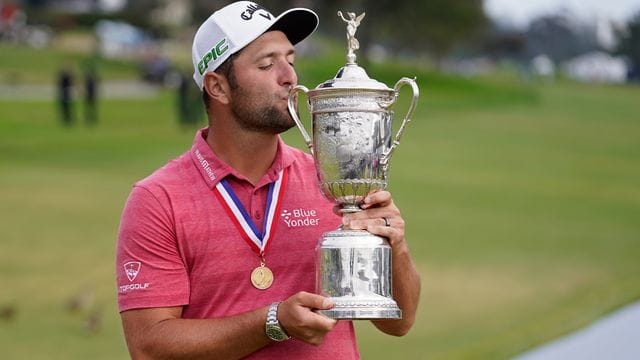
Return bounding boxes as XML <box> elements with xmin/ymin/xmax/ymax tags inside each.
<box><xmin>95</xmin><ymin>19</ymin><xmax>146</xmax><ymax>58</ymax></box>
<box><xmin>531</xmin><ymin>54</ymin><xmax>555</xmax><ymax>78</ymax></box>
<box><xmin>151</xmin><ymin>0</ymin><xmax>191</xmax><ymax>28</ymax></box>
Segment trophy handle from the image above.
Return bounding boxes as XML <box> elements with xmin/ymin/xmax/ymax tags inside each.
<box><xmin>288</xmin><ymin>85</ymin><xmax>314</xmax><ymax>156</ymax></box>
<box><xmin>380</xmin><ymin>77</ymin><xmax>419</xmax><ymax>170</ymax></box>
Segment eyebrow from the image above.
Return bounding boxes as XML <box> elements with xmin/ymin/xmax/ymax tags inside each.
<box><xmin>254</xmin><ymin>48</ymin><xmax>296</xmax><ymax>62</ymax></box>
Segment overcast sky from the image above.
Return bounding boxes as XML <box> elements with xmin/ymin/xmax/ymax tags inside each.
<box><xmin>484</xmin><ymin>0</ymin><xmax>640</xmax><ymax>28</ymax></box>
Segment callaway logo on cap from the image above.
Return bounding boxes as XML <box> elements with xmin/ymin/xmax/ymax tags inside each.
<box><xmin>191</xmin><ymin>1</ymin><xmax>319</xmax><ymax>90</ymax></box>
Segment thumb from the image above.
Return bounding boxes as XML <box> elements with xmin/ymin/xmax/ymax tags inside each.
<box><xmin>318</xmin><ymin>297</ymin><xmax>335</xmax><ymax>310</ymax></box>
<box><xmin>296</xmin><ymin>292</ymin><xmax>335</xmax><ymax>310</ymax></box>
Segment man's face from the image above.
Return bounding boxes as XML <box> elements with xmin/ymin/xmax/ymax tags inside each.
<box><xmin>228</xmin><ymin>31</ymin><xmax>298</xmax><ymax>134</ymax></box>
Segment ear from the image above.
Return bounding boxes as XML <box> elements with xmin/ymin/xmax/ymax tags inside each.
<box><xmin>203</xmin><ymin>72</ymin><xmax>230</xmax><ymax>105</ymax></box>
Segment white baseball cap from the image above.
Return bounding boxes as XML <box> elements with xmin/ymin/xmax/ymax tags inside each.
<box><xmin>192</xmin><ymin>1</ymin><xmax>319</xmax><ymax>90</ymax></box>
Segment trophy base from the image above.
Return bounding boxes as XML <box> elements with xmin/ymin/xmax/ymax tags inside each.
<box><xmin>317</xmin><ymin>296</ymin><xmax>402</xmax><ymax>320</ymax></box>
<box><xmin>316</xmin><ymin>229</ymin><xmax>401</xmax><ymax>320</ymax></box>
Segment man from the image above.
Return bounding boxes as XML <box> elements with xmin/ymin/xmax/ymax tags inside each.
<box><xmin>83</xmin><ymin>64</ymin><xmax>98</xmax><ymax>125</ymax></box>
<box><xmin>57</xmin><ymin>64</ymin><xmax>75</xmax><ymax>126</ymax></box>
<box><xmin>116</xmin><ymin>2</ymin><xmax>421</xmax><ymax>359</ymax></box>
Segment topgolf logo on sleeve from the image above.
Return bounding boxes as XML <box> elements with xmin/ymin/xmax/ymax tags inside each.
<box><xmin>120</xmin><ymin>261</ymin><xmax>150</xmax><ymax>293</ymax></box>
<box><xmin>124</xmin><ymin>261</ymin><xmax>141</xmax><ymax>282</ymax></box>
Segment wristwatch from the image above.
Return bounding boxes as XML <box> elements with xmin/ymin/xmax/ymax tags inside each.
<box><xmin>265</xmin><ymin>301</ymin><xmax>290</xmax><ymax>341</ymax></box>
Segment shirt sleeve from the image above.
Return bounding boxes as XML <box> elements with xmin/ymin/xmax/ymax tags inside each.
<box><xmin>116</xmin><ymin>185</ymin><xmax>190</xmax><ymax>312</ymax></box>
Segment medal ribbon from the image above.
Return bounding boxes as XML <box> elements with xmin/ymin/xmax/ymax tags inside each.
<box><xmin>212</xmin><ymin>168</ymin><xmax>288</xmax><ymax>255</ymax></box>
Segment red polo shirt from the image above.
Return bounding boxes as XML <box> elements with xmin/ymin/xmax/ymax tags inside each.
<box><xmin>116</xmin><ymin>128</ymin><xmax>359</xmax><ymax>359</ymax></box>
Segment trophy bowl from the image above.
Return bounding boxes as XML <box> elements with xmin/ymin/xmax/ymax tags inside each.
<box><xmin>309</xmin><ymin>85</ymin><xmax>394</xmax><ymax>212</ymax></box>
<box><xmin>289</xmin><ymin>67</ymin><xmax>418</xmax><ymax>213</ymax></box>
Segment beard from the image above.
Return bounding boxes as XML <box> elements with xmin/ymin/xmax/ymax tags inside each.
<box><xmin>230</xmin><ymin>85</ymin><xmax>294</xmax><ymax>135</ymax></box>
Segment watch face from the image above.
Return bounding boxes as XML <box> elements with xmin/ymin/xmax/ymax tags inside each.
<box><xmin>266</xmin><ymin>326</ymin><xmax>288</xmax><ymax>341</ymax></box>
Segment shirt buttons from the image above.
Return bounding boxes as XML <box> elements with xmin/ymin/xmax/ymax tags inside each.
<box><xmin>255</xmin><ymin>212</ymin><xmax>262</xmax><ymax>220</ymax></box>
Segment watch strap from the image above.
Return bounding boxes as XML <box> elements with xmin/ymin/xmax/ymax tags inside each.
<box><xmin>265</xmin><ymin>301</ymin><xmax>290</xmax><ymax>341</ymax></box>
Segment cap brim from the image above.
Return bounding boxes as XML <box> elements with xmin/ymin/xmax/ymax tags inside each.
<box><xmin>268</xmin><ymin>8</ymin><xmax>319</xmax><ymax>46</ymax></box>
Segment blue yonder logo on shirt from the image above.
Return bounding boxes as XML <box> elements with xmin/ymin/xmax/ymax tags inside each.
<box><xmin>281</xmin><ymin>208</ymin><xmax>320</xmax><ymax>227</ymax></box>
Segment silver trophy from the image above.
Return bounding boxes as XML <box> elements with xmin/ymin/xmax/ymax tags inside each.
<box><xmin>288</xmin><ymin>11</ymin><xmax>419</xmax><ymax>319</ymax></box>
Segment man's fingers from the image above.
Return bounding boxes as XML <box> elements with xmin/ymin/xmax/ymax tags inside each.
<box><xmin>279</xmin><ymin>292</ymin><xmax>338</xmax><ymax>345</ymax></box>
<box><xmin>342</xmin><ymin>206</ymin><xmax>400</xmax><ymax>223</ymax></box>
<box><xmin>361</xmin><ymin>190</ymin><xmax>392</xmax><ymax>208</ymax></box>
<box><xmin>293</xmin><ymin>291</ymin><xmax>335</xmax><ymax>310</ymax></box>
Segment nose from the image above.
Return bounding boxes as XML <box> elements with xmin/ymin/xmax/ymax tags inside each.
<box><xmin>278</xmin><ymin>60</ymin><xmax>297</xmax><ymax>87</ymax></box>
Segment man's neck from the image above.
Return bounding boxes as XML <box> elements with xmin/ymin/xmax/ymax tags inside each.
<box><xmin>206</xmin><ymin>127</ymin><xmax>279</xmax><ymax>185</ymax></box>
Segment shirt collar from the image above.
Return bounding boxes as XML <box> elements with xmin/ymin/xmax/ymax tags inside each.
<box><xmin>190</xmin><ymin>127</ymin><xmax>296</xmax><ymax>189</ymax></box>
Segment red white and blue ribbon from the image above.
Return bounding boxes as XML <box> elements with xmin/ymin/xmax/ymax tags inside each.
<box><xmin>212</xmin><ymin>168</ymin><xmax>288</xmax><ymax>255</ymax></box>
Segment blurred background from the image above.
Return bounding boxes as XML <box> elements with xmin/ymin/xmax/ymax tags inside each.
<box><xmin>1</xmin><ymin>0</ymin><xmax>639</xmax><ymax>359</ymax></box>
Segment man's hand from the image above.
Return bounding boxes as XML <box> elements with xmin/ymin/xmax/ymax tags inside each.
<box><xmin>278</xmin><ymin>292</ymin><xmax>338</xmax><ymax>345</ymax></box>
<box><xmin>339</xmin><ymin>190</ymin><xmax>406</xmax><ymax>249</ymax></box>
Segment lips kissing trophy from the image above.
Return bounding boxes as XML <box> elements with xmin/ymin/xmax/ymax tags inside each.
<box><xmin>288</xmin><ymin>11</ymin><xmax>419</xmax><ymax>319</ymax></box>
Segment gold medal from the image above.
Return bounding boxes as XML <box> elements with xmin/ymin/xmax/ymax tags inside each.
<box><xmin>250</xmin><ymin>264</ymin><xmax>274</xmax><ymax>290</ymax></box>
<box><xmin>213</xmin><ymin>170</ymin><xmax>287</xmax><ymax>291</ymax></box>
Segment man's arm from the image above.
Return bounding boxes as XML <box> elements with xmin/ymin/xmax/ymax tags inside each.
<box><xmin>122</xmin><ymin>306</ymin><xmax>269</xmax><ymax>360</ymax></box>
<box><xmin>121</xmin><ymin>292</ymin><xmax>337</xmax><ymax>360</ymax></box>
<box><xmin>341</xmin><ymin>190</ymin><xmax>422</xmax><ymax>336</ymax></box>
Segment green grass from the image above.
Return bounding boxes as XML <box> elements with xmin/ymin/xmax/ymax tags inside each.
<box><xmin>0</xmin><ymin>43</ymin><xmax>139</xmax><ymax>85</ymax></box>
<box><xmin>1</xmin><ymin>44</ymin><xmax>639</xmax><ymax>359</ymax></box>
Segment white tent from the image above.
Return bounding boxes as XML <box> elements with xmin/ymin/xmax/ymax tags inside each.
<box><xmin>562</xmin><ymin>51</ymin><xmax>628</xmax><ymax>84</ymax></box>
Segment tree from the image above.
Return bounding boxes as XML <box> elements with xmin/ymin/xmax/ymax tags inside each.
<box><xmin>398</xmin><ymin>0</ymin><xmax>488</xmax><ymax>60</ymax></box>
<box><xmin>617</xmin><ymin>12</ymin><xmax>640</xmax><ymax>79</ymax></box>
<box><xmin>525</xmin><ymin>14</ymin><xmax>600</xmax><ymax>63</ymax></box>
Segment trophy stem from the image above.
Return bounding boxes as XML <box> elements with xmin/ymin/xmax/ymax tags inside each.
<box><xmin>339</xmin><ymin>205</ymin><xmax>361</xmax><ymax>214</ymax></box>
